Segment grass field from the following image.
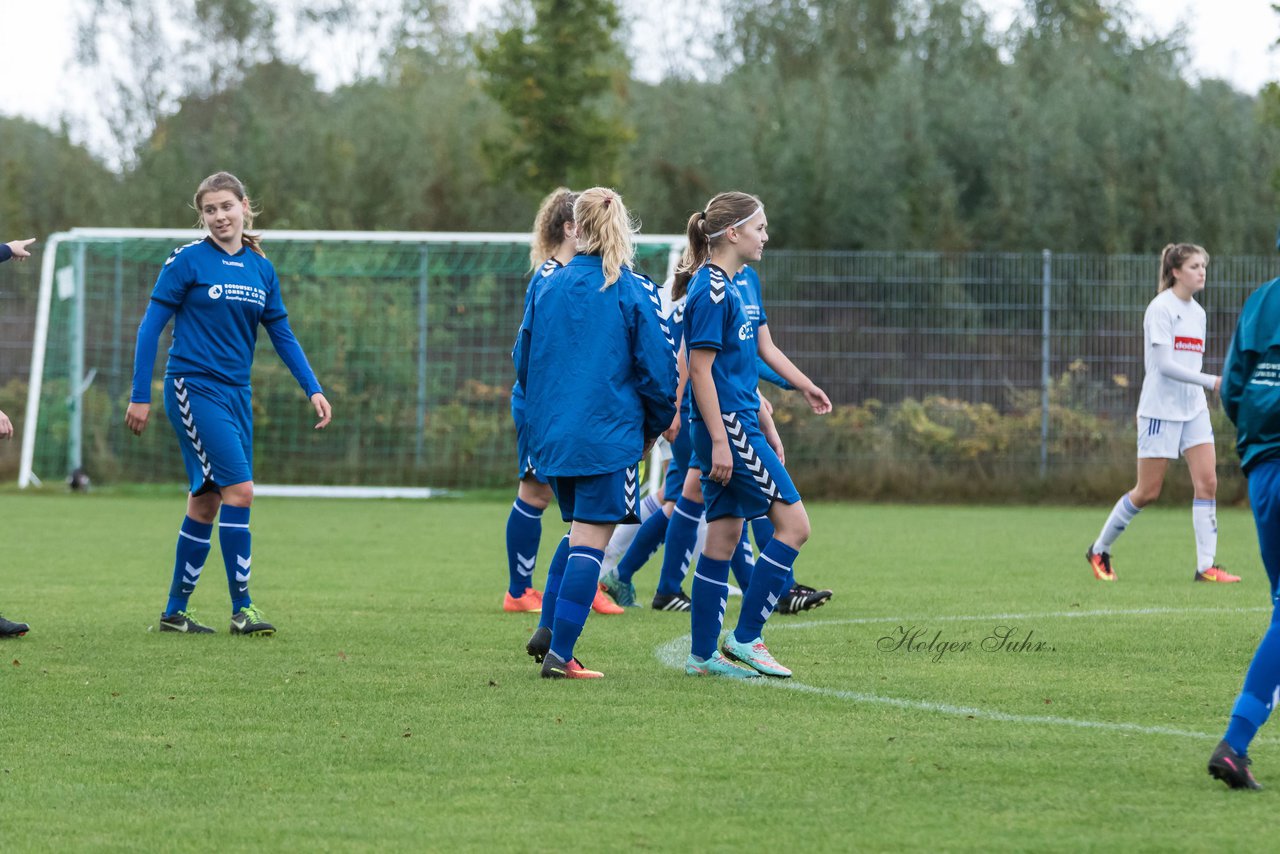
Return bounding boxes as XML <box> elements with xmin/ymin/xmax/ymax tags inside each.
<box><xmin>1</xmin><ymin>492</ymin><xmax>1276</xmax><ymax>851</ymax></box>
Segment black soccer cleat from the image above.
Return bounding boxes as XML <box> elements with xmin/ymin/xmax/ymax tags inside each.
<box><xmin>777</xmin><ymin>583</ymin><xmax>833</xmax><ymax>615</ymax></box>
<box><xmin>229</xmin><ymin>605</ymin><xmax>275</xmax><ymax>636</ymax></box>
<box><xmin>651</xmin><ymin>591</ymin><xmax>692</xmax><ymax>612</ymax></box>
<box><xmin>1209</xmin><ymin>739</ymin><xmax>1263</xmax><ymax>790</ymax></box>
<box><xmin>158</xmin><ymin>610</ymin><xmax>215</xmax><ymax>634</ymax></box>
<box><xmin>526</xmin><ymin>626</ymin><xmax>551</xmax><ymax>663</ymax></box>
<box><xmin>0</xmin><ymin>614</ymin><xmax>30</xmax><ymax>637</ymax></box>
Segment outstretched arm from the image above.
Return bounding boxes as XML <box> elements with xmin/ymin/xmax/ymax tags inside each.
<box><xmin>265</xmin><ymin>318</ymin><xmax>330</xmax><ymax>429</ymax></box>
<box><xmin>756</xmin><ymin>325</ymin><xmax>831</xmax><ymax>414</ymax></box>
<box><xmin>1</xmin><ymin>238</ymin><xmax>36</xmax><ymax>263</ymax></box>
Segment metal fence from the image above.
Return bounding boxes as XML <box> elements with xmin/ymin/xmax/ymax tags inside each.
<box><xmin>2</xmin><ymin>244</ymin><xmax>1274</xmax><ymax>496</ymax></box>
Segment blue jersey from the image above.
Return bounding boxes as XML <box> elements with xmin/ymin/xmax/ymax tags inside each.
<box><xmin>511</xmin><ymin>258</ymin><xmax>564</xmax><ymax>404</ymax></box>
<box><xmin>514</xmin><ymin>254</ymin><xmax>677</xmax><ymax>476</ymax></box>
<box><xmin>685</xmin><ymin>264</ymin><xmax>762</xmax><ymax>421</ymax></box>
<box><xmin>131</xmin><ymin>238</ymin><xmax>321</xmax><ymax>401</ymax></box>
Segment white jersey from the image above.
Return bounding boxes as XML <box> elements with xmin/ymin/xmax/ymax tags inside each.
<box><xmin>1136</xmin><ymin>288</ymin><xmax>1208</xmax><ymax>421</ymax></box>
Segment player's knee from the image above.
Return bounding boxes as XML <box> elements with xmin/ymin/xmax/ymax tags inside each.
<box><xmin>1194</xmin><ymin>474</ymin><xmax>1218</xmax><ymax>499</ymax></box>
<box><xmin>775</xmin><ymin>510</ymin><xmax>810</xmax><ymax>548</ymax></box>
<box><xmin>1130</xmin><ymin>485</ymin><xmax>1160</xmax><ymax>507</ymax></box>
<box><xmin>682</xmin><ymin>473</ymin><xmax>704</xmax><ymax>502</ymax></box>
<box><xmin>519</xmin><ymin>480</ymin><xmax>552</xmax><ymax>509</ymax></box>
<box><xmin>222</xmin><ymin>481</ymin><xmax>254</xmax><ymax>507</ymax></box>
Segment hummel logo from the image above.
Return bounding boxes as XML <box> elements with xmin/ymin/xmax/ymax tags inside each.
<box><xmin>235</xmin><ymin>569</ymin><xmax>250</xmax><ymax>583</ymax></box>
<box><xmin>516</xmin><ymin>554</ymin><xmax>536</xmax><ymax>577</ymax></box>
<box><xmin>236</xmin><ymin>555</ymin><xmax>251</xmax><ymax>570</ymax></box>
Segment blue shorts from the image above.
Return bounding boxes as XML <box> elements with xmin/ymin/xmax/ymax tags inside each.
<box><xmin>662</xmin><ymin>425</ymin><xmax>694</xmax><ymax>502</ymax></box>
<box><xmin>511</xmin><ymin>394</ymin><xmax>548</xmax><ymax>484</ymax></box>
<box><xmin>163</xmin><ymin>376</ymin><xmax>253</xmax><ymax>495</ymax></box>
<box><xmin>549</xmin><ymin>465</ymin><xmax>640</xmax><ymax>525</ymax></box>
<box><xmin>691</xmin><ymin>409</ymin><xmax>800</xmax><ymax>522</ymax></box>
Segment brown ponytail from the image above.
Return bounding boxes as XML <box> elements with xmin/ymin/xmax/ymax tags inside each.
<box><xmin>529</xmin><ymin>187</ymin><xmax>577</xmax><ymax>270</ymax></box>
<box><xmin>672</xmin><ymin>192</ymin><xmax>763</xmax><ymax>300</ymax></box>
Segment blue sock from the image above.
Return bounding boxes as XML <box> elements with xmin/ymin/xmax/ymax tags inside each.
<box><xmin>730</xmin><ymin>526</ymin><xmax>754</xmax><ymax>590</ymax></box>
<box><xmin>750</xmin><ymin>516</ymin><xmax>775</xmax><ymax>549</ymax></box>
<box><xmin>538</xmin><ymin>536</ymin><xmax>571</xmax><ymax>631</ymax></box>
<box><xmin>165</xmin><ymin>516</ymin><xmax>213</xmax><ymax>616</ymax></box>
<box><xmin>505</xmin><ymin>497</ymin><xmax>543</xmax><ymax>596</ymax></box>
<box><xmin>735</xmin><ymin>538</ymin><xmax>799</xmax><ymax>644</ymax></box>
<box><xmin>550</xmin><ymin>546</ymin><xmax>604</xmax><ymax>663</ymax></box>
<box><xmin>1225</xmin><ymin>617</ymin><xmax>1280</xmax><ymax>755</ymax></box>
<box><xmin>690</xmin><ymin>555</ymin><xmax>731</xmax><ymax>661</ymax></box>
<box><xmin>617</xmin><ymin>507</ymin><xmax>671</xmax><ymax>583</ymax></box>
<box><xmin>750</xmin><ymin>516</ymin><xmax>796</xmax><ymax>589</ymax></box>
<box><xmin>219</xmin><ymin>505</ymin><xmax>253</xmax><ymax>614</ymax></box>
<box><xmin>658</xmin><ymin>497</ymin><xmax>703</xmax><ymax>596</ymax></box>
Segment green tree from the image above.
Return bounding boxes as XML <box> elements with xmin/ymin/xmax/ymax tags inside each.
<box><xmin>474</xmin><ymin>0</ymin><xmax>633</xmax><ymax>191</ymax></box>
<box><xmin>0</xmin><ymin>118</ymin><xmax>117</xmax><ymax>237</ymax></box>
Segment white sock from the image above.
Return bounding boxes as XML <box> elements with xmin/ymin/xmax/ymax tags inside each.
<box><xmin>1193</xmin><ymin>499</ymin><xmax>1217</xmax><ymax>572</ymax></box>
<box><xmin>1094</xmin><ymin>493</ymin><xmax>1140</xmax><ymax>554</ymax></box>
<box><xmin>639</xmin><ymin>492</ymin><xmax>662</xmax><ymax>521</ymax></box>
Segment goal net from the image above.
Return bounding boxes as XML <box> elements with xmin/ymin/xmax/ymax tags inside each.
<box><xmin>20</xmin><ymin>229</ymin><xmax>683</xmax><ymax>496</ymax></box>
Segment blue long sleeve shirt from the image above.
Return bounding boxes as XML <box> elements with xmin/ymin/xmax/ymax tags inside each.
<box><xmin>130</xmin><ymin>238</ymin><xmax>321</xmax><ymax>402</ymax></box>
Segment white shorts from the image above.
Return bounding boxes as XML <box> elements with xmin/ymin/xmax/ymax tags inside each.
<box><xmin>1136</xmin><ymin>409</ymin><xmax>1213</xmax><ymax>459</ymax></box>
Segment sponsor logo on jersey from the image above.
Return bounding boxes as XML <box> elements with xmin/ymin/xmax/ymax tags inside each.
<box><xmin>208</xmin><ymin>284</ymin><xmax>223</xmax><ymax>299</ymax></box>
<box><xmin>1174</xmin><ymin>336</ymin><xmax>1204</xmax><ymax>353</ymax></box>
<box><xmin>738</xmin><ymin>321</ymin><xmax>755</xmax><ymax>341</ymax></box>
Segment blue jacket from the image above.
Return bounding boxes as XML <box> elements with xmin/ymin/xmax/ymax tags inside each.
<box><xmin>0</xmin><ymin>244</ymin><xmax>11</xmax><ymax>264</ymax></box>
<box><xmin>511</xmin><ymin>258</ymin><xmax>564</xmax><ymax>407</ymax></box>
<box><xmin>1222</xmin><ymin>276</ymin><xmax>1280</xmax><ymax>473</ymax></box>
<box><xmin>514</xmin><ymin>254</ymin><xmax>677</xmax><ymax>477</ymax></box>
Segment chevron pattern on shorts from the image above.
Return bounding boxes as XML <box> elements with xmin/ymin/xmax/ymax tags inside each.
<box><xmin>174</xmin><ymin>378</ymin><xmax>212</xmax><ymax>481</ymax></box>
<box><xmin>722</xmin><ymin>412</ymin><xmax>780</xmax><ymax>499</ymax></box>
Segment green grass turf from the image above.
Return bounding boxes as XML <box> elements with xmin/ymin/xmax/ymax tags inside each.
<box><xmin>1</xmin><ymin>493</ymin><xmax>1276</xmax><ymax>850</ymax></box>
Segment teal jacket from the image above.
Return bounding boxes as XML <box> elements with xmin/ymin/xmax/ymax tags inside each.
<box><xmin>1222</xmin><ymin>276</ymin><xmax>1280</xmax><ymax>473</ymax></box>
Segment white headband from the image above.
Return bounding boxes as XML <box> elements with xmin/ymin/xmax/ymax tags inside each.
<box><xmin>707</xmin><ymin>205</ymin><xmax>763</xmax><ymax>240</ymax></box>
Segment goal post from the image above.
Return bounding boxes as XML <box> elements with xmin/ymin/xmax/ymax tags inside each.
<box><xmin>20</xmin><ymin>229</ymin><xmax>684</xmax><ymax>496</ymax></box>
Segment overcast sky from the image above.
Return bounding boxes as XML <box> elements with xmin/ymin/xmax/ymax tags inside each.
<box><xmin>1</xmin><ymin>0</ymin><xmax>1277</xmax><ymax>160</ymax></box>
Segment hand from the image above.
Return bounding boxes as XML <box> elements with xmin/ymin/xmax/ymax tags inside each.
<box><xmin>1214</xmin><ymin>376</ymin><xmax>1222</xmax><ymax>394</ymax></box>
<box><xmin>805</xmin><ymin>384</ymin><xmax>832</xmax><ymax>415</ymax></box>
<box><xmin>5</xmin><ymin>238</ymin><xmax>35</xmax><ymax>260</ymax></box>
<box><xmin>0</xmin><ymin>408</ymin><xmax>12</xmax><ymax>440</ymax></box>
<box><xmin>709</xmin><ymin>440</ymin><xmax>734</xmax><ymax>485</ymax></box>
<box><xmin>311</xmin><ymin>392</ymin><xmax>332</xmax><ymax>429</ymax></box>
<box><xmin>662</xmin><ymin>411</ymin><xmax>681</xmax><ymax>443</ymax></box>
<box><xmin>758</xmin><ymin>390</ymin><xmax>774</xmax><ymax>416</ymax></box>
<box><xmin>125</xmin><ymin>402</ymin><xmax>151</xmax><ymax>436</ymax></box>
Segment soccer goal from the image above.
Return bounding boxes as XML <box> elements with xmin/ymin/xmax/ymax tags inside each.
<box><xmin>20</xmin><ymin>229</ymin><xmax>684</xmax><ymax>497</ymax></box>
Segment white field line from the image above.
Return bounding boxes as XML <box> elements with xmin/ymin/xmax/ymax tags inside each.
<box><xmin>768</xmin><ymin>605</ymin><xmax>1272</xmax><ymax>632</ymax></box>
<box><xmin>655</xmin><ymin>604</ymin><xmax>1276</xmax><ymax>743</ymax></box>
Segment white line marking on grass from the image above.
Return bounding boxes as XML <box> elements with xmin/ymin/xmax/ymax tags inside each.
<box><xmin>656</xmin><ymin>604</ymin><xmax>1278</xmax><ymax>743</ymax></box>
<box><xmin>769</xmin><ymin>605</ymin><xmax>1271</xmax><ymax>632</ymax></box>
